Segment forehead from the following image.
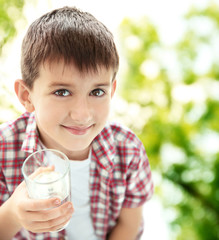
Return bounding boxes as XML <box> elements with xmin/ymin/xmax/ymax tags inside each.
<box><xmin>37</xmin><ymin>60</ymin><xmax>114</xmax><ymax>84</ymax></box>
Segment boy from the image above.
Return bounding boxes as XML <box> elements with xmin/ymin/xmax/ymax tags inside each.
<box><xmin>0</xmin><ymin>6</ymin><xmax>153</xmax><ymax>240</ymax></box>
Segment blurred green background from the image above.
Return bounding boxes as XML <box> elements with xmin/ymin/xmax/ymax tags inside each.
<box><xmin>117</xmin><ymin>1</ymin><xmax>219</xmax><ymax>239</ymax></box>
<box><xmin>0</xmin><ymin>0</ymin><xmax>219</xmax><ymax>239</ymax></box>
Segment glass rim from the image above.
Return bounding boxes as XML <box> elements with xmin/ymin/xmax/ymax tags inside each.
<box><xmin>22</xmin><ymin>148</ymin><xmax>70</xmax><ymax>185</ymax></box>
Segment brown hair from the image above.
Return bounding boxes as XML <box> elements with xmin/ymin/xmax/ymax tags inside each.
<box><xmin>21</xmin><ymin>6</ymin><xmax>119</xmax><ymax>89</ymax></box>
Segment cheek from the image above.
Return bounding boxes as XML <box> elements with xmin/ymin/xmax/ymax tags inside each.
<box><xmin>34</xmin><ymin>102</ymin><xmax>61</xmax><ymax>125</ymax></box>
<box><xmin>94</xmin><ymin>100</ymin><xmax>111</xmax><ymax>120</ymax></box>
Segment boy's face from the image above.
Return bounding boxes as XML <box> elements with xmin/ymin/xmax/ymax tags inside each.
<box><xmin>21</xmin><ymin>61</ymin><xmax>116</xmax><ymax>160</ymax></box>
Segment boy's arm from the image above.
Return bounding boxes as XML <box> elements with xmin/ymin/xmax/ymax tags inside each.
<box><xmin>0</xmin><ymin>197</ymin><xmax>23</xmax><ymax>239</ymax></box>
<box><xmin>0</xmin><ymin>181</ymin><xmax>73</xmax><ymax>239</ymax></box>
<box><xmin>107</xmin><ymin>206</ymin><xmax>143</xmax><ymax>240</ymax></box>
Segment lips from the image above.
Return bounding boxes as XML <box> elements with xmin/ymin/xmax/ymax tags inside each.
<box><xmin>62</xmin><ymin>125</ymin><xmax>93</xmax><ymax>135</ymax></box>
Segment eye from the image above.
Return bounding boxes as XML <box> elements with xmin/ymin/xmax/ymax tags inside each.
<box><xmin>90</xmin><ymin>89</ymin><xmax>105</xmax><ymax>97</ymax></box>
<box><xmin>54</xmin><ymin>89</ymin><xmax>71</xmax><ymax>97</ymax></box>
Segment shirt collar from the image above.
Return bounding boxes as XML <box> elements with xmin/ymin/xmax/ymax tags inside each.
<box><xmin>21</xmin><ymin>112</ymin><xmax>41</xmax><ymax>153</ymax></box>
<box><xmin>91</xmin><ymin>123</ymin><xmax>116</xmax><ymax>173</ymax></box>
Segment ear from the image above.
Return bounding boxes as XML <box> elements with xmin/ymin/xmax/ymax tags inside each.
<box><xmin>111</xmin><ymin>79</ymin><xmax>117</xmax><ymax>98</ymax></box>
<box><xmin>14</xmin><ymin>79</ymin><xmax>35</xmax><ymax>112</ymax></box>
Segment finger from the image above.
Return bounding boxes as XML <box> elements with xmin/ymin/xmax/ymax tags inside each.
<box><xmin>25</xmin><ymin>197</ymin><xmax>62</xmax><ymax>211</ymax></box>
<box><xmin>32</xmin><ymin>216</ymin><xmax>71</xmax><ymax>233</ymax></box>
<box><xmin>29</xmin><ymin>204</ymin><xmax>73</xmax><ymax>232</ymax></box>
<box><xmin>27</xmin><ymin>201</ymin><xmax>73</xmax><ymax>222</ymax></box>
<box><xmin>29</xmin><ymin>166</ymin><xmax>55</xmax><ymax>180</ymax></box>
<box><xmin>48</xmin><ymin>215</ymin><xmax>72</xmax><ymax>232</ymax></box>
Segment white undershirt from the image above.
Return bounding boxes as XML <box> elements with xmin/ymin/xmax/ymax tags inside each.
<box><xmin>66</xmin><ymin>157</ymin><xmax>99</xmax><ymax>240</ymax></box>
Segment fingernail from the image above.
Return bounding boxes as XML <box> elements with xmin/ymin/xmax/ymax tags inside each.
<box><xmin>67</xmin><ymin>203</ymin><xmax>72</xmax><ymax>209</ymax></box>
<box><xmin>54</xmin><ymin>199</ymin><xmax>61</xmax><ymax>205</ymax></box>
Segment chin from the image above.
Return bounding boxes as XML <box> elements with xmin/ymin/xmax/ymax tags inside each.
<box><xmin>63</xmin><ymin>142</ymin><xmax>91</xmax><ymax>152</ymax></box>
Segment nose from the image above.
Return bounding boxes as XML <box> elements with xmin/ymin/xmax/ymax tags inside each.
<box><xmin>69</xmin><ymin>96</ymin><xmax>92</xmax><ymax>123</ymax></box>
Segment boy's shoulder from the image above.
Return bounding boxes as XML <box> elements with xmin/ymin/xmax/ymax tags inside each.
<box><xmin>94</xmin><ymin>122</ymin><xmax>148</xmax><ymax>169</ymax></box>
<box><xmin>100</xmin><ymin>121</ymin><xmax>143</xmax><ymax>148</ymax></box>
<box><xmin>0</xmin><ymin>112</ymin><xmax>32</xmax><ymax>141</ymax></box>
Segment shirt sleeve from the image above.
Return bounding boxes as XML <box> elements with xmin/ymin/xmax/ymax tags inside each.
<box><xmin>122</xmin><ymin>143</ymin><xmax>154</xmax><ymax>208</ymax></box>
<box><xmin>0</xmin><ymin>167</ymin><xmax>10</xmax><ymax>206</ymax></box>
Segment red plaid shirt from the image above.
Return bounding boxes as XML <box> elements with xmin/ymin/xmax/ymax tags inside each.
<box><xmin>0</xmin><ymin>112</ymin><xmax>153</xmax><ymax>240</ymax></box>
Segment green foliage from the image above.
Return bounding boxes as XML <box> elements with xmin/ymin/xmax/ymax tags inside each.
<box><xmin>0</xmin><ymin>0</ymin><xmax>25</xmax><ymax>53</ymax></box>
<box><xmin>0</xmin><ymin>0</ymin><xmax>25</xmax><ymax>123</ymax></box>
<box><xmin>118</xmin><ymin>1</ymin><xmax>219</xmax><ymax>239</ymax></box>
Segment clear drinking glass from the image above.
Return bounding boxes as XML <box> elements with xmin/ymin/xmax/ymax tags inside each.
<box><xmin>22</xmin><ymin>149</ymin><xmax>71</xmax><ymax>231</ymax></box>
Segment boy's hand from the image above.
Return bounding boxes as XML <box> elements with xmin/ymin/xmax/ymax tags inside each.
<box><xmin>6</xmin><ymin>180</ymin><xmax>74</xmax><ymax>234</ymax></box>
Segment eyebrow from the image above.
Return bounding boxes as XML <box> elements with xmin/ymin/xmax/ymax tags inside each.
<box><xmin>93</xmin><ymin>83</ymin><xmax>111</xmax><ymax>88</ymax></box>
<box><xmin>48</xmin><ymin>82</ymin><xmax>111</xmax><ymax>88</ymax></box>
<box><xmin>48</xmin><ymin>82</ymin><xmax>72</xmax><ymax>88</ymax></box>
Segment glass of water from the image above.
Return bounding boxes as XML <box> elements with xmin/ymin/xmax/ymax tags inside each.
<box><xmin>22</xmin><ymin>148</ymin><xmax>71</xmax><ymax>231</ymax></box>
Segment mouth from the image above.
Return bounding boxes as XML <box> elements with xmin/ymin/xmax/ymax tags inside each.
<box><xmin>62</xmin><ymin>125</ymin><xmax>93</xmax><ymax>135</ymax></box>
